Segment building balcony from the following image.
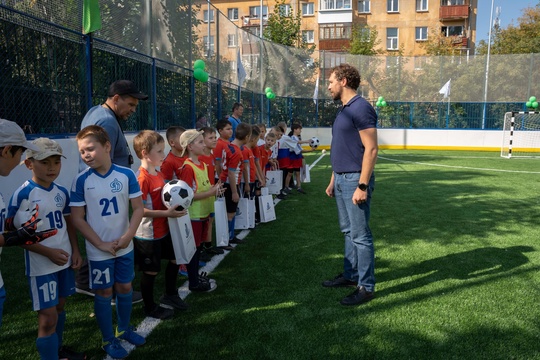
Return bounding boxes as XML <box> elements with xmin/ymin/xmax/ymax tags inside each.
<box><xmin>318</xmin><ymin>39</ymin><xmax>350</xmax><ymax>51</ymax></box>
<box><xmin>440</xmin><ymin>5</ymin><xmax>469</xmax><ymax>20</ymax></box>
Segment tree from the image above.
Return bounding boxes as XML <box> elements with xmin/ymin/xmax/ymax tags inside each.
<box><xmin>476</xmin><ymin>4</ymin><xmax>540</xmax><ymax>55</ymax></box>
<box><xmin>264</xmin><ymin>0</ymin><xmax>312</xmax><ymax>50</ymax></box>
<box><xmin>348</xmin><ymin>24</ymin><xmax>382</xmax><ymax>56</ymax></box>
<box><xmin>420</xmin><ymin>27</ymin><xmax>465</xmax><ymax>56</ymax></box>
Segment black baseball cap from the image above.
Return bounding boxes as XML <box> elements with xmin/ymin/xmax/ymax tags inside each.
<box><xmin>107</xmin><ymin>80</ymin><xmax>149</xmax><ymax>100</ymax></box>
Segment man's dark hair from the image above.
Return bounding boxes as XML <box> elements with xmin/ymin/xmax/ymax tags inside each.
<box><xmin>232</xmin><ymin>102</ymin><xmax>243</xmax><ymax>112</ymax></box>
<box><xmin>331</xmin><ymin>63</ymin><xmax>361</xmax><ymax>91</ymax></box>
<box><xmin>0</xmin><ymin>145</ymin><xmax>25</xmax><ymax>156</ymax></box>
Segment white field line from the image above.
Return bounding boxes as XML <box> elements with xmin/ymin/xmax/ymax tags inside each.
<box><xmin>104</xmin><ymin>152</ymin><xmax>327</xmax><ymax>359</ymax></box>
<box><xmin>378</xmin><ymin>155</ymin><xmax>540</xmax><ymax>174</ymax></box>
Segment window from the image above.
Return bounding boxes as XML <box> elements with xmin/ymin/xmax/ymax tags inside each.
<box><xmin>415</xmin><ymin>27</ymin><xmax>428</xmax><ymax>41</ymax></box>
<box><xmin>249</xmin><ymin>6</ymin><xmax>268</xmax><ymax>19</ymax></box>
<box><xmin>319</xmin><ymin>23</ymin><xmax>352</xmax><ymax>40</ymax></box>
<box><xmin>387</xmin><ymin>0</ymin><xmax>398</xmax><ymax>12</ymax></box>
<box><xmin>203</xmin><ymin>35</ymin><xmax>215</xmax><ymax>55</ymax></box>
<box><xmin>279</xmin><ymin>4</ymin><xmax>291</xmax><ymax>16</ymax></box>
<box><xmin>358</xmin><ymin>0</ymin><xmax>370</xmax><ymax>13</ymax></box>
<box><xmin>441</xmin><ymin>26</ymin><xmax>463</xmax><ymax>36</ymax></box>
<box><xmin>203</xmin><ymin>10</ymin><xmax>214</xmax><ymax>23</ymax></box>
<box><xmin>329</xmin><ymin>54</ymin><xmax>347</xmax><ymax>68</ymax></box>
<box><xmin>302</xmin><ymin>30</ymin><xmax>315</xmax><ymax>43</ymax></box>
<box><xmin>228</xmin><ymin>34</ymin><xmax>237</xmax><ymax>47</ymax></box>
<box><xmin>443</xmin><ymin>0</ymin><xmax>464</xmax><ymax>5</ymax></box>
<box><xmin>416</xmin><ymin>0</ymin><xmax>428</xmax><ymax>11</ymax></box>
<box><xmin>228</xmin><ymin>8</ymin><xmax>239</xmax><ymax>21</ymax></box>
<box><xmin>320</xmin><ymin>0</ymin><xmax>352</xmax><ymax>11</ymax></box>
<box><xmin>386</xmin><ymin>28</ymin><xmax>398</xmax><ymax>50</ymax></box>
<box><xmin>302</xmin><ymin>2</ymin><xmax>314</xmax><ymax>15</ymax></box>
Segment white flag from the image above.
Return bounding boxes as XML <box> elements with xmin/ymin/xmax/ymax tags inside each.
<box><xmin>237</xmin><ymin>49</ymin><xmax>247</xmax><ymax>87</ymax></box>
<box><xmin>439</xmin><ymin>79</ymin><xmax>451</xmax><ymax>98</ymax></box>
<box><xmin>313</xmin><ymin>75</ymin><xmax>319</xmax><ymax>104</ymax></box>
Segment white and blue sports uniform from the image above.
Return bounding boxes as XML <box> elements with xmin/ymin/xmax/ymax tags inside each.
<box><xmin>0</xmin><ymin>193</ymin><xmax>6</xmax><ymax>326</ymax></box>
<box><xmin>7</xmin><ymin>180</ymin><xmax>75</xmax><ymax>311</ymax></box>
<box><xmin>70</xmin><ymin>164</ymin><xmax>142</xmax><ymax>288</ymax></box>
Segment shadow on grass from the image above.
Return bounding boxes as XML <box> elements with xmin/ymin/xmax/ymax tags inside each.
<box><xmin>378</xmin><ymin>246</ymin><xmax>535</xmax><ymax>295</ymax></box>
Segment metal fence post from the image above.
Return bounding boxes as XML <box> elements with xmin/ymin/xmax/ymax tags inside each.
<box><xmin>151</xmin><ymin>58</ymin><xmax>157</xmax><ymax>130</ymax></box>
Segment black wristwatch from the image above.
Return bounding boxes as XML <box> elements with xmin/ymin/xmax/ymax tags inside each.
<box><xmin>358</xmin><ymin>183</ymin><xmax>368</xmax><ymax>191</ymax></box>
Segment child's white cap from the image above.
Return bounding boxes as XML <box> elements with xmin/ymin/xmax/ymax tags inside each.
<box><xmin>0</xmin><ymin>119</ymin><xmax>40</xmax><ymax>151</ymax></box>
<box><xmin>25</xmin><ymin>138</ymin><xmax>66</xmax><ymax>160</ymax></box>
<box><xmin>179</xmin><ymin>129</ymin><xmax>204</xmax><ymax>156</ymax></box>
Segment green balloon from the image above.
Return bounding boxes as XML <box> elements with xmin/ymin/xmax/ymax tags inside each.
<box><xmin>529</xmin><ymin>96</ymin><xmax>537</xmax><ymax>103</ymax></box>
<box><xmin>526</xmin><ymin>101</ymin><xmax>532</xmax><ymax>108</ymax></box>
<box><xmin>376</xmin><ymin>101</ymin><xmax>382</xmax><ymax>107</ymax></box>
<box><xmin>194</xmin><ymin>59</ymin><xmax>205</xmax><ymax>70</ymax></box>
<box><xmin>381</xmin><ymin>100</ymin><xmax>387</xmax><ymax>107</ymax></box>
<box><xmin>193</xmin><ymin>68</ymin><xmax>207</xmax><ymax>82</ymax></box>
<box><xmin>265</xmin><ymin>87</ymin><xmax>273</xmax><ymax>94</ymax></box>
<box><xmin>533</xmin><ymin>101</ymin><xmax>539</xmax><ymax>109</ymax></box>
<box><xmin>378</xmin><ymin>96</ymin><xmax>384</xmax><ymax>101</ymax></box>
<box><xmin>266</xmin><ymin>92</ymin><xmax>275</xmax><ymax>99</ymax></box>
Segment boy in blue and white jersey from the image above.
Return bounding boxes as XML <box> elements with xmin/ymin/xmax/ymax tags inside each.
<box><xmin>70</xmin><ymin>125</ymin><xmax>145</xmax><ymax>359</ymax></box>
<box><xmin>8</xmin><ymin>137</ymin><xmax>85</xmax><ymax>360</ymax></box>
<box><xmin>0</xmin><ymin>119</ymin><xmax>56</xmax><ymax>329</ymax></box>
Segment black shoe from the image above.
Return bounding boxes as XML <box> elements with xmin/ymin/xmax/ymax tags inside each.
<box><xmin>58</xmin><ymin>345</ymin><xmax>86</xmax><ymax>360</ymax></box>
<box><xmin>205</xmin><ymin>246</ymin><xmax>224</xmax><ymax>255</ymax></box>
<box><xmin>189</xmin><ymin>276</ymin><xmax>217</xmax><ymax>292</ymax></box>
<box><xmin>218</xmin><ymin>245</ymin><xmax>234</xmax><ymax>251</ymax></box>
<box><xmin>200</xmin><ymin>249</ymin><xmax>213</xmax><ymax>262</ymax></box>
<box><xmin>340</xmin><ymin>286</ymin><xmax>374</xmax><ymax>306</ymax></box>
<box><xmin>229</xmin><ymin>237</ymin><xmax>245</xmax><ymax>244</ymax></box>
<box><xmin>111</xmin><ymin>290</ymin><xmax>143</xmax><ymax>306</ymax></box>
<box><xmin>276</xmin><ymin>193</ymin><xmax>286</xmax><ymax>200</ymax></box>
<box><xmin>322</xmin><ymin>273</ymin><xmax>357</xmax><ymax>288</ymax></box>
<box><xmin>145</xmin><ymin>305</ymin><xmax>174</xmax><ymax>320</ymax></box>
<box><xmin>296</xmin><ymin>188</ymin><xmax>307</xmax><ymax>194</ymax></box>
<box><xmin>160</xmin><ymin>294</ymin><xmax>188</xmax><ymax>310</ymax></box>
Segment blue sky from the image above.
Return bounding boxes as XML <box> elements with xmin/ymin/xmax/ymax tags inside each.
<box><xmin>476</xmin><ymin>0</ymin><xmax>538</xmax><ymax>42</ymax></box>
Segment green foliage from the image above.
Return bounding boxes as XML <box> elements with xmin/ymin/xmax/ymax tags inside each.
<box><xmin>476</xmin><ymin>4</ymin><xmax>540</xmax><ymax>55</ymax></box>
<box><xmin>420</xmin><ymin>27</ymin><xmax>464</xmax><ymax>56</ymax></box>
<box><xmin>348</xmin><ymin>25</ymin><xmax>382</xmax><ymax>56</ymax></box>
<box><xmin>264</xmin><ymin>0</ymin><xmax>310</xmax><ymax>50</ymax></box>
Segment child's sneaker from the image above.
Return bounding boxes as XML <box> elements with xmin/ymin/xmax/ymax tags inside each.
<box><xmin>189</xmin><ymin>276</ymin><xmax>217</xmax><ymax>292</ymax></box>
<box><xmin>102</xmin><ymin>337</ymin><xmax>128</xmax><ymax>359</ymax></box>
<box><xmin>160</xmin><ymin>294</ymin><xmax>188</xmax><ymax>310</ymax></box>
<box><xmin>58</xmin><ymin>346</ymin><xmax>86</xmax><ymax>360</ymax></box>
<box><xmin>178</xmin><ymin>264</ymin><xmax>188</xmax><ymax>276</ymax></box>
<box><xmin>116</xmin><ymin>327</ymin><xmax>146</xmax><ymax>346</ymax></box>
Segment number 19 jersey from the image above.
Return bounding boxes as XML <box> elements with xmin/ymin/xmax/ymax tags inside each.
<box><xmin>70</xmin><ymin>164</ymin><xmax>142</xmax><ymax>261</ymax></box>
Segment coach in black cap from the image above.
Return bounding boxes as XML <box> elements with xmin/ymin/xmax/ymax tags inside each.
<box><xmin>76</xmin><ymin>80</ymin><xmax>147</xmax><ymax>303</ymax></box>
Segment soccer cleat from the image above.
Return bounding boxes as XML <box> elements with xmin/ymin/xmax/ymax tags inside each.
<box><xmin>205</xmin><ymin>246</ymin><xmax>224</xmax><ymax>255</ymax></box>
<box><xmin>199</xmin><ymin>271</ymin><xmax>217</xmax><ymax>284</ymax></box>
<box><xmin>160</xmin><ymin>294</ymin><xmax>188</xmax><ymax>310</ymax></box>
<box><xmin>145</xmin><ymin>305</ymin><xmax>174</xmax><ymax>320</ymax></box>
<box><xmin>58</xmin><ymin>346</ymin><xmax>86</xmax><ymax>360</ymax></box>
<box><xmin>116</xmin><ymin>327</ymin><xmax>146</xmax><ymax>346</ymax></box>
<box><xmin>229</xmin><ymin>237</ymin><xmax>245</xmax><ymax>244</ymax></box>
<box><xmin>102</xmin><ymin>337</ymin><xmax>128</xmax><ymax>359</ymax></box>
<box><xmin>189</xmin><ymin>275</ymin><xmax>217</xmax><ymax>292</ymax></box>
<box><xmin>218</xmin><ymin>245</ymin><xmax>234</xmax><ymax>251</ymax></box>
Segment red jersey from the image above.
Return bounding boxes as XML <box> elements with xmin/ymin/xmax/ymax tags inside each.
<box><xmin>199</xmin><ymin>153</ymin><xmax>215</xmax><ymax>185</ymax></box>
<box><xmin>258</xmin><ymin>144</ymin><xmax>271</xmax><ymax>174</ymax></box>
<box><xmin>241</xmin><ymin>146</ymin><xmax>256</xmax><ymax>183</ymax></box>
<box><xmin>161</xmin><ymin>152</ymin><xmax>187</xmax><ymax>181</ymax></box>
<box><xmin>135</xmin><ymin>167</ymin><xmax>168</xmax><ymax>240</ymax></box>
<box><xmin>219</xmin><ymin>142</ymin><xmax>243</xmax><ymax>185</ymax></box>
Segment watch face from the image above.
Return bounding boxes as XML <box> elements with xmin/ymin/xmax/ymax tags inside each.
<box><xmin>358</xmin><ymin>183</ymin><xmax>368</xmax><ymax>191</ymax></box>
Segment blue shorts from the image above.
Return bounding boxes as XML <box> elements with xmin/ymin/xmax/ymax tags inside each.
<box><xmin>88</xmin><ymin>251</ymin><xmax>134</xmax><ymax>290</ymax></box>
<box><xmin>28</xmin><ymin>267</ymin><xmax>76</xmax><ymax>311</ymax></box>
<box><xmin>0</xmin><ymin>285</ymin><xmax>5</xmax><ymax>328</ymax></box>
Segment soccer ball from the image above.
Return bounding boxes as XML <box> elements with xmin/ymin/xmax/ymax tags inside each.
<box><xmin>161</xmin><ymin>180</ymin><xmax>194</xmax><ymax>210</ymax></box>
<box><xmin>309</xmin><ymin>137</ymin><xmax>320</xmax><ymax>149</ymax></box>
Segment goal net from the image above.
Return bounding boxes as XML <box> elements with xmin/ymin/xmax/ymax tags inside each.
<box><xmin>501</xmin><ymin>112</ymin><xmax>540</xmax><ymax>158</ymax></box>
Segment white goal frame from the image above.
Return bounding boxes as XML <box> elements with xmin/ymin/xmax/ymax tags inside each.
<box><xmin>501</xmin><ymin>111</ymin><xmax>540</xmax><ymax>158</ymax></box>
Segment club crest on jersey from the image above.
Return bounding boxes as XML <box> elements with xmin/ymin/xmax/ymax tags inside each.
<box><xmin>110</xmin><ymin>178</ymin><xmax>123</xmax><ymax>193</ymax></box>
<box><xmin>54</xmin><ymin>193</ymin><xmax>65</xmax><ymax>208</ymax></box>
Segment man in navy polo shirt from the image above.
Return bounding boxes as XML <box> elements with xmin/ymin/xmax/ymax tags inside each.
<box><xmin>322</xmin><ymin>64</ymin><xmax>378</xmax><ymax>306</ymax></box>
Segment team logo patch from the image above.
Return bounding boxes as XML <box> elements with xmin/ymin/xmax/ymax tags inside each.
<box><xmin>54</xmin><ymin>193</ymin><xmax>64</xmax><ymax>208</ymax></box>
<box><xmin>110</xmin><ymin>178</ymin><xmax>123</xmax><ymax>193</ymax></box>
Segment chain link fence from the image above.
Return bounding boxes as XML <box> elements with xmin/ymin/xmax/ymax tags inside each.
<box><xmin>1</xmin><ymin>2</ymin><xmax>539</xmax><ymax>134</ymax></box>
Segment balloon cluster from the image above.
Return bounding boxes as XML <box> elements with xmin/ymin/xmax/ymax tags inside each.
<box><xmin>376</xmin><ymin>96</ymin><xmax>387</xmax><ymax>107</ymax></box>
<box><xmin>265</xmin><ymin>87</ymin><xmax>276</xmax><ymax>100</ymax></box>
<box><xmin>193</xmin><ymin>60</ymin><xmax>209</xmax><ymax>83</ymax></box>
<box><xmin>526</xmin><ymin>96</ymin><xmax>539</xmax><ymax>109</ymax></box>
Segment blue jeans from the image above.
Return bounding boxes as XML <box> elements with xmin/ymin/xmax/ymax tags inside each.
<box><xmin>334</xmin><ymin>172</ymin><xmax>375</xmax><ymax>292</ymax></box>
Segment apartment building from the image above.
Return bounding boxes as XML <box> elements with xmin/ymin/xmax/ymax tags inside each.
<box><xmin>205</xmin><ymin>0</ymin><xmax>477</xmax><ymax>57</ymax></box>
